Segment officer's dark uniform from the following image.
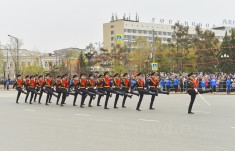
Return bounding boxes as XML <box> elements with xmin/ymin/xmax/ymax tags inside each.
<box><xmin>187</xmin><ymin>73</ymin><xmax>212</xmax><ymax>114</ymax></box>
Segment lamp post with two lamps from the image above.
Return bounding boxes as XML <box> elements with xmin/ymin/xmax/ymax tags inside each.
<box><xmin>8</xmin><ymin>35</ymin><xmax>19</xmax><ymax>76</ymax></box>
<box><xmin>221</xmin><ymin>54</ymin><xmax>229</xmax><ymax>73</ymax></box>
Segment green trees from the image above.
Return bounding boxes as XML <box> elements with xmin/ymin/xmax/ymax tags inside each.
<box><xmin>23</xmin><ymin>65</ymin><xmax>44</xmax><ymax>76</ymax></box>
<box><xmin>219</xmin><ymin>30</ymin><xmax>235</xmax><ymax>73</ymax></box>
<box><xmin>78</xmin><ymin>51</ymin><xmax>87</xmax><ymax>73</ymax></box>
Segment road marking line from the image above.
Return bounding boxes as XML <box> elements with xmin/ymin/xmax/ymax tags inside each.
<box><xmin>139</xmin><ymin>119</ymin><xmax>160</xmax><ymax>123</ymax></box>
<box><xmin>24</xmin><ymin>109</ymin><xmax>36</xmax><ymax>112</ymax></box>
<box><xmin>194</xmin><ymin>111</ymin><xmax>211</xmax><ymax>114</ymax></box>
<box><xmin>74</xmin><ymin>114</ymin><xmax>90</xmax><ymax>117</ymax></box>
<box><xmin>95</xmin><ymin>119</ymin><xmax>112</xmax><ymax>122</ymax></box>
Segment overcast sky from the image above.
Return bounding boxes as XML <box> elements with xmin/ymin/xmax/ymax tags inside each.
<box><xmin>0</xmin><ymin>0</ymin><xmax>234</xmax><ymax>52</ymax></box>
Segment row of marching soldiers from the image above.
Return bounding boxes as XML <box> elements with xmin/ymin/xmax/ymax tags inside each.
<box><xmin>13</xmin><ymin>71</ymin><xmax>170</xmax><ymax>111</ymax></box>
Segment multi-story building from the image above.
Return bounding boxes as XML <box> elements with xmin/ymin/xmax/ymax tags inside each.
<box><xmin>103</xmin><ymin>16</ymin><xmax>230</xmax><ymax>51</ymax></box>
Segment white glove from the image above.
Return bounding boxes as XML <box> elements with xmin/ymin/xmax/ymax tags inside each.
<box><xmin>195</xmin><ymin>89</ymin><xmax>198</xmax><ymax>93</ymax></box>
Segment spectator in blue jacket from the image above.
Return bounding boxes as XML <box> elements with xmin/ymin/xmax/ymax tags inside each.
<box><xmin>211</xmin><ymin>77</ymin><xmax>217</xmax><ymax>93</ymax></box>
<box><xmin>165</xmin><ymin>78</ymin><xmax>171</xmax><ymax>92</ymax></box>
<box><xmin>201</xmin><ymin>78</ymin><xmax>206</xmax><ymax>91</ymax></box>
<box><xmin>173</xmin><ymin>77</ymin><xmax>179</xmax><ymax>93</ymax></box>
<box><xmin>226</xmin><ymin>77</ymin><xmax>231</xmax><ymax>94</ymax></box>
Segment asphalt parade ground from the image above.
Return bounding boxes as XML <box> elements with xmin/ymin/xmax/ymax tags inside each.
<box><xmin>0</xmin><ymin>91</ymin><xmax>234</xmax><ymax>151</ymax></box>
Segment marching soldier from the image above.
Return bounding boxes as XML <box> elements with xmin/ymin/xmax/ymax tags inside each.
<box><xmin>54</xmin><ymin>75</ymin><xmax>63</xmax><ymax>105</ymax></box>
<box><xmin>13</xmin><ymin>74</ymin><xmax>27</xmax><ymax>104</ymax></box>
<box><xmin>103</xmin><ymin>72</ymin><xmax>123</xmax><ymax>109</ymax></box>
<box><xmin>60</xmin><ymin>75</ymin><xmax>69</xmax><ymax>106</ymax></box>
<box><xmin>147</xmin><ymin>72</ymin><xmax>159</xmax><ymax>110</ymax></box>
<box><xmin>37</xmin><ymin>75</ymin><xmax>46</xmax><ymax>104</ymax></box>
<box><xmin>28</xmin><ymin>75</ymin><xmax>40</xmax><ymax>104</ymax></box>
<box><xmin>135</xmin><ymin>73</ymin><xmax>155</xmax><ymax>111</ymax></box>
<box><xmin>44</xmin><ymin>74</ymin><xmax>58</xmax><ymax>105</ymax></box>
<box><xmin>96</xmin><ymin>74</ymin><xmax>108</xmax><ymax>106</ymax></box>
<box><xmin>121</xmin><ymin>73</ymin><xmax>139</xmax><ymax>108</ymax></box>
<box><xmin>69</xmin><ymin>75</ymin><xmax>83</xmax><ymax>106</ymax></box>
<box><xmin>113</xmin><ymin>73</ymin><xmax>132</xmax><ymax>109</ymax></box>
<box><xmin>79</xmin><ymin>73</ymin><xmax>95</xmax><ymax>108</ymax></box>
<box><xmin>33</xmin><ymin>74</ymin><xmax>39</xmax><ymax>103</ymax></box>
<box><xmin>87</xmin><ymin>74</ymin><xmax>104</xmax><ymax>107</ymax></box>
<box><xmin>24</xmin><ymin>75</ymin><xmax>30</xmax><ymax>103</ymax></box>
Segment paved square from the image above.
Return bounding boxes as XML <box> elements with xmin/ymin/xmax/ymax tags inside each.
<box><xmin>0</xmin><ymin>91</ymin><xmax>234</xmax><ymax>151</ymax></box>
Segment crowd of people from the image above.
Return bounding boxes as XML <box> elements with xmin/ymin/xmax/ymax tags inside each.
<box><xmin>158</xmin><ymin>73</ymin><xmax>234</xmax><ymax>94</ymax></box>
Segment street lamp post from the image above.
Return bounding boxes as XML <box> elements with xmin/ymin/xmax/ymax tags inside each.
<box><xmin>221</xmin><ymin>54</ymin><xmax>229</xmax><ymax>73</ymax></box>
<box><xmin>145</xmin><ymin>60</ymin><xmax>150</xmax><ymax>74</ymax></box>
<box><xmin>85</xmin><ymin>50</ymin><xmax>95</xmax><ymax>73</ymax></box>
<box><xmin>8</xmin><ymin>35</ymin><xmax>19</xmax><ymax>76</ymax></box>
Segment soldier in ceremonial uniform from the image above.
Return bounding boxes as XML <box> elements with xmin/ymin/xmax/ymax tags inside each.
<box><xmin>60</xmin><ymin>75</ymin><xmax>69</xmax><ymax>106</ymax></box>
<box><xmin>135</xmin><ymin>73</ymin><xmax>155</xmax><ymax>111</ymax></box>
<box><xmin>28</xmin><ymin>75</ymin><xmax>40</xmax><ymax>104</ymax></box>
<box><xmin>113</xmin><ymin>73</ymin><xmax>132</xmax><ymax>109</ymax></box>
<box><xmin>44</xmin><ymin>74</ymin><xmax>58</xmax><ymax>105</ymax></box>
<box><xmin>13</xmin><ymin>74</ymin><xmax>27</xmax><ymax>104</ymax></box>
<box><xmin>33</xmin><ymin>74</ymin><xmax>39</xmax><ymax>103</ymax></box>
<box><xmin>87</xmin><ymin>74</ymin><xmax>104</xmax><ymax>107</ymax></box>
<box><xmin>37</xmin><ymin>75</ymin><xmax>46</xmax><ymax>104</ymax></box>
<box><xmin>54</xmin><ymin>75</ymin><xmax>63</xmax><ymax>105</ymax></box>
<box><xmin>69</xmin><ymin>75</ymin><xmax>83</xmax><ymax>106</ymax></box>
<box><xmin>103</xmin><ymin>72</ymin><xmax>123</xmax><ymax>109</ymax></box>
<box><xmin>96</xmin><ymin>74</ymin><xmax>108</xmax><ymax>106</ymax></box>
<box><xmin>121</xmin><ymin>73</ymin><xmax>139</xmax><ymax>108</ymax></box>
<box><xmin>187</xmin><ymin>73</ymin><xmax>212</xmax><ymax>114</ymax></box>
<box><xmin>79</xmin><ymin>73</ymin><xmax>95</xmax><ymax>108</ymax></box>
<box><xmin>24</xmin><ymin>75</ymin><xmax>30</xmax><ymax>103</ymax></box>
<box><xmin>147</xmin><ymin>72</ymin><xmax>159</xmax><ymax>110</ymax></box>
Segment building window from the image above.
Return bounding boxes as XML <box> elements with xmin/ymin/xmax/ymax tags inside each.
<box><xmin>158</xmin><ymin>31</ymin><xmax>162</xmax><ymax>35</ymax></box>
<box><xmin>149</xmin><ymin>31</ymin><xmax>152</xmax><ymax>34</ymax></box>
<box><xmin>111</xmin><ymin>37</ymin><xmax>114</xmax><ymax>41</ymax></box>
<box><xmin>149</xmin><ymin>37</ymin><xmax>153</xmax><ymax>40</ymax></box>
<box><xmin>111</xmin><ymin>31</ymin><xmax>114</xmax><ymax>35</ymax></box>
<box><xmin>111</xmin><ymin>25</ymin><xmax>114</xmax><ymax>28</ymax></box>
<box><xmin>128</xmin><ymin>29</ymin><xmax>132</xmax><ymax>33</ymax></box>
<box><xmin>124</xmin><ymin>29</ymin><xmax>128</xmax><ymax>32</ymax></box>
<box><xmin>133</xmin><ymin>30</ymin><xmax>136</xmax><ymax>33</ymax></box>
<box><xmin>167</xmin><ymin>32</ymin><xmax>172</xmax><ymax>35</ymax></box>
<box><xmin>143</xmin><ymin>30</ymin><xmax>147</xmax><ymax>34</ymax></box>
<box><xmin>132</xmin><ymin>36</ymin><xmax>136</xmax><ymax>39</ymax></box>
<box><xmin>163</xmin><ymin>32</ymin><xmax>167</xmax><ymax>35</ymax></box>
<box><xmin>138</xmin><ymin>30</ymin><xmax>142</xmax><ymax>34</ymax></box>
<box><xmin>111</xmin><ymin>43</ymin><xmax>115</xmax><ymax>47</ymax></box>
<box><xmin>28</xmin><ymin>62</ymin><xmax>31</xmax><ymax>66</ymax></box>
